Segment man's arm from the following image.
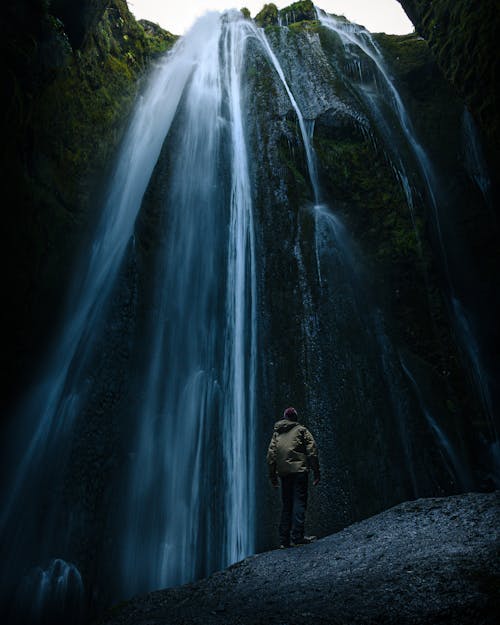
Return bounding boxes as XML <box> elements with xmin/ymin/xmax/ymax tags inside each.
<box><xmin>266</xmin><ymin>432</ymin><xmax>279</xmax><ymax>487</ymax></box>
<box><xmin>303</xmin><ymin>428</ymin><xmax>320</xmax><ymax>485</ymax></box>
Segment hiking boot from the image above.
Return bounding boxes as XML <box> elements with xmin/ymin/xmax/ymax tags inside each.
<box><xmin>291</xmin><ymin>535</ymin><xmax>317</xmax><ymax>546</ymax></box>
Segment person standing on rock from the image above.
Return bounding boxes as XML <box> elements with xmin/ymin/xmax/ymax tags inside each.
<box><xmin>266</xmin><ymin>406</ymin><xmax>320</xmax><ymax>548</ymax></box>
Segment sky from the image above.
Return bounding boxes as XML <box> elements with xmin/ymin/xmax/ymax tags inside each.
<box><xmin>128</xmin><ymin>1</ymin><xmax>414</xmax><ymax>36</ymax></box>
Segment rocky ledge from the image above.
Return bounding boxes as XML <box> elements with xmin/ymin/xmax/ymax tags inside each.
<box><xmin>99</xmin><ymin>491</ymin><xmax>499</xmax><ymax>625</ymax></box>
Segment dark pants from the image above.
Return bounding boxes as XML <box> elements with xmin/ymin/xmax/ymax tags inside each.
<box><xmin>279</xmin><ymin>472</ymin><xmax>308</xmax><ymax>545</ymax></box>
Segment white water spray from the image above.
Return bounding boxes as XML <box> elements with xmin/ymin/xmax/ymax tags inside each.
<box><xmin>255</xmin><ymin>28</ymin><xmax>321</xmax><ymax>204</ymax></box>
<box><xmin>315</xmin><ymin>7</ymin><xmax>450</xmax><ymax>275</ymax></box>
<box><xmin>121</xmin><ymin>11</ymin><xmax>258</xmax><ymax>593</ymax></box>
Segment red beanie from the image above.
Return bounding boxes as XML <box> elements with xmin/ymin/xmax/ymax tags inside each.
<box><xmin>284</xmin><ymin>407</ymin><xmax>298</xmax><ymax>419</ymax></box>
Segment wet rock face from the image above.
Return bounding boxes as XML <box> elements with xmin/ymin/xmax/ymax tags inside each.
<box><xmin>245</xmin><ymin>18</ymin><xmax>496</xmax><ymax>548</ymax></box>
<box><xmin>50</xmin><ymin>0</ymin><xmax>109</xmax><ymax>48</ymax></box>
<box><xmin>98</xmin><ymin>491</ymin><xmax>500</xmax><ymax>625</ymax></box>
<box><xmin>397</xmin><ymin>0</ymin><xmax>500</xmax><ymax>173</ymax></box>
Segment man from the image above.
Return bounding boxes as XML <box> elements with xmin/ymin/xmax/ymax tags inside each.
<box><xmin>266</xmin><ymin>406</ymin><xmax>320</xmax><ymax>548</ymax></box>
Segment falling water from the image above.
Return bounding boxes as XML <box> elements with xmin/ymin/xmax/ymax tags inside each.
<box><xmin>121</xmin><ymin>11</ymin><xmax>258</xmax><ymax>593</ymax></box>
<box><xmin>255</xmin><ymin>28</ymin><xmax>321</xmax><ymax>204</ymax></box>
<box><xmin>1</xmin><ymin>19</ymin><xmax>212</xmax><ymax>620</ymax></box>
<box><xmin>256</xmin><ymin>23</ymin><xmax>424</xmax><ymax>502</ymax></box>
<box><xmin>400</xmin><ymin>356</ymin><xmax>472</xmax><ymax>490</ymax></box>
<box><xmin>312</xmin><ymin>203</ymin><xmax>422</xmax><ymax>496</ymax></box>
<box><xmin>12</xmin><ymin>560</ymin><xmax>84</xmax><ymax>625</ymax></box>
<box><xmin>315</xmin><ymin>8</ymin><xmax>449</xmax><ymax>274</ymax></box>
<box><xmin>2</xmin><ymin>10</ymin><xmax>259</xmax><ymax>620</ymax></box>
<box><xmin>1</xmin><ymin>5</ymin><xmax>211</xmax><ymax>517</ymax></box>
<box><xmin>461</xmin><ymin>108</ymin><xmax>493</xmax><ymax>208</ymax></box>
<box><xmin>452</xmin><ymin>298</ymin><xmax>500</xmax><ymax>486</ymax></box>
<box><xmin>315</xmin><ymin>7</ymin><xmax>499</xmax><ymax>482</ymax></box>
<box><xmin>270</xmin><ymin>13</ymin><xmax>488</xmax><ymax>499</ymax></box>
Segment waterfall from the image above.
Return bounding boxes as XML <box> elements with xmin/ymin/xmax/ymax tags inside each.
<box><xmin>461</xmin><ymin>108</ymin><xmax>493</xmax><ymax>208</ymax></box>
<box><xmin>1</xmin><ymin>9</ymin><xmax>212</xmax><ymax>536</ymax></box>
<box><xmin>121</xmin><ymin>11</ymin><xmax>258</xmax><ymax>593</ymax></box>
<box><xmin>1</xmin><ymin>17</ymin><xmax>209</xmax><ymax>619</ymax></box>
<box><xmin>1</xmin><ymin>6</ymin><xmax>496</xmax><ymax>624</ymax></box>
<box><xmin>315</xmin><ymin>7</ymin><xmax>455</xmax><ymax>288</ymax></box>
<box><xmin>400</xmin><ymin>356</ymin><xmax>472</xmax><ymax>490</ymax></box>
<box><xmin>254</xmin><ymin>29</ymin><xmax>321</xmax><ymax>204</ymax></box>
<box><xmin>256</xmin><ymin>21</ymin><xmax>431</xmax><ymax>499</ymax></box>
<box><xmin>314</xmin><ymin>5</ymin><xmax>499</xmax><ymax>484</ymax></box>
<box><xmin>1</xmin><ymin>9</ymin><xmax>259</xmax><ymax>620</ymax></box>
<box><xmin>452</xmin><ymin>298</ymin><xmax>500</xmax><ymax>486</ymax></box>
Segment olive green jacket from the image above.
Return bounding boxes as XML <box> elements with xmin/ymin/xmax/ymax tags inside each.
<box><xmin>267</xmin><ymin>418</ymin><xmax>320</xmax><ymax>480</ymax></box>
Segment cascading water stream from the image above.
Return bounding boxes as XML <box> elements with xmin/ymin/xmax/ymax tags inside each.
<box><xmin>452</xmin><ymin>298</ymin><xmax>499</xmax><ymax>484</ymax></box>
<box><xmin>254</xmin><ymin>29</ymin><xmax>322</xmax><ymax>205</ymax></box>
<box><xmin>400</xmin><ymin>356</ymin><xmax>471</xmax><ymax>490</ymax></box>
<box><xmin>461</xmin><ymin>108</ymin><xmax>493</xmax><ymax>209</ymax></box>
<box><xmin>252</xmin><ymin>25</ymin><xmax>327</xmax><ymax>387</ymax></box>
<box><xmin>255</xmin><ymin>23</ymin><xmax>423</xmax><ymax>497</ymax></box>
<box><xmin>0</xmin><ymin>33</ymin><xmax>200</xmax><ymax>533</ymax></box>
<box><xmin>1</xmin><ymin>21</ymin><xmax>210</xmax><ymax>615</ymax></box>
<box><xmin>222</xmin><ymin>17</ymin><xmax>258</xmax><ymax>565</ymax></box>
<box><xmin>2</xmin><ymin>10</ymin><xmax>259</xmax><ymax>620</ymax></box>
<box><xmin>315</xmin><ymin>6</ymin><xmax>498</xmax><ymax>479</ymax></box>
<box><xmin>315</xmin><ymin>8</ymin><xmax>451</xmax><ymax>279</ymax></box>
<box><xmin>121</xmin><ymin>11</ymin><xmax>258</xmax><ymax>594</ymax></box>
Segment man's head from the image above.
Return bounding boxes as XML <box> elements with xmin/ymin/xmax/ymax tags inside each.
<box><xmin>283</xmin><ymin>406</ymin><xmax>298</xmax><ymax>420</ymax></box>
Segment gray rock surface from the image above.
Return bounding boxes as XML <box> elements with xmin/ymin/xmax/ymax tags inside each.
<box><xmin>98</xmin><ymin>491</ymin><xmax>499</xmax><ymax>624</ymax></box>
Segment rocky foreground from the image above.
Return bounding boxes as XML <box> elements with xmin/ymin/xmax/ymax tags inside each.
<box><xmin>99</xmin><ymin>492</ymin><xmax>499</xmax><ymax>625</ymax></box>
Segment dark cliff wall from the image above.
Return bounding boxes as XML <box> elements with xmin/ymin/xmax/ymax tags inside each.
<box><xmin>50</xmin><ymin>0</ymin><xmax>110</xmax><ymax>49</ymax></box>
<box><xmin>397</xmin><ymin>0</ymin><xmax>499</xmax><ymax>175</ymax></box>
<box><xmin>0</xmin><ymin>0</ymin><xmax>175</xmax><ymax>415</ymax></box>
<box><xmin>395</xmin><ymin>0</ymin><xmax>500</xmax><ymax>434</ymax></box>
<box><xmin>244</xmin><ymin>18</ymin><xmax>495</xmax><ymax>549</ymax></box>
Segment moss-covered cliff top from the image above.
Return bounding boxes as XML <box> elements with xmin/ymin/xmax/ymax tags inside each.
<box><xmin>255</xmin><ymin>1</ymin><xmax>316</xmax><ymax>27</ymax></box>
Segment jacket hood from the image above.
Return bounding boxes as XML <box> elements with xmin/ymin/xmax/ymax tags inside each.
<box><xmin>274</xmin><ymin>418</ymin><xmax>300</xmax><ymax>434</ymax></box>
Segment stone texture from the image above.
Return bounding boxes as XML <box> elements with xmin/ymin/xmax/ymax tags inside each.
<box><xmin>98</xmin><ymin>491</ymin><xmax>500</xmax><ymax>625</ymax></box>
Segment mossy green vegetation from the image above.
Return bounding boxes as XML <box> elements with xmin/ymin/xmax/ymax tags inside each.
<box><xmin>138</xmin><ymin>19</ymin><xmax>177</xmax><ymax>57</ymax></box>
<box><xmin>313</xmin><ymin>118</ymin><xmax>462</xmax><ymax>410</ymax></box>
<box><xmin>314</xmin><ymin>127</ymin><xmax>422</xmax><ymax>264</ymax></box>
<box><xmin>374</xmin><ymin>32</ymin><xmax>428</xmax><ymax>77</ymax></box>
<box><xmin>253</xmin><ymin>1</ymin><xmax>317</xmax><ymax>27</ymax></box>
<box><xmin>254</xmin><ymin>4</ymin><xmax>279</xmax><ymax>28</ymax></box>
<box><xmin>287</xmin><ymin>20</ymin><xmax>320</xmax><ymax>34</ymax></box>
<box><xmin>279</xmin><ymin>1</ymin><xmax>316</xmax><ymax>25</ymax></box>
<box><xmin>1</xmin><ymin>0</ymin><xmax>177</xmax><ymax>409</ymax></box>
<box><xmin>32</xmin><ymin>0</ymin><xmax>177</xmax><ymax>239</ymax></box>
<box><xmin>374</xmin><ymin>31</ymin><xmax>463</xmax><ymax>164</ymax></box>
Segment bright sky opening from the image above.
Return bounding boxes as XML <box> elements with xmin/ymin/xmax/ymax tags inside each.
<box><xmin>128</xmin><ymin>1</ymin><xmax>414</xmax><ymax>36</ymax></box>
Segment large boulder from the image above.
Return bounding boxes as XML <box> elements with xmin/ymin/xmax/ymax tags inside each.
<box><xmin>98</xmin><ymin>492</ymin><xmax>500</xmax><ymax>625</ymax></box>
